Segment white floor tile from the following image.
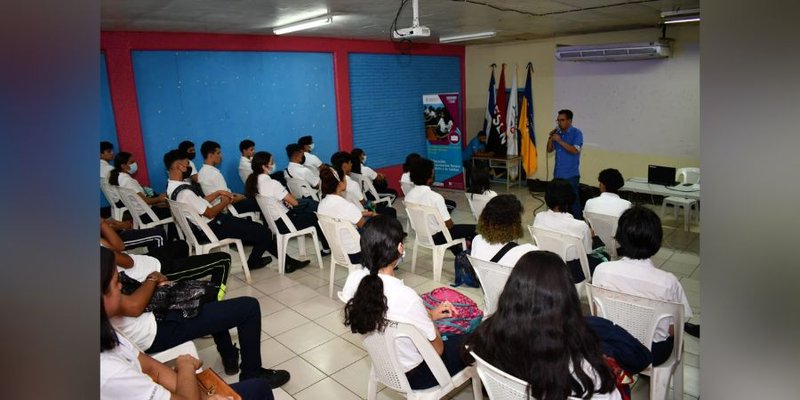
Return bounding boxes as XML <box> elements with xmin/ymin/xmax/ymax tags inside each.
<box><xmin>252</xmin><ymin>274</ymin><xmax>301</xmax><ymax>295</ymax></box>
<box><xmin>274</xmin><ymin>356</ymin><xmax>327</xmax><ymax>395</ymax></box>
<box><xmin>226</xmin><ymin>284</ymin><xmax>266</xmax><ymax>299</ymax></box>
<box><xmin>260</xmin><ymin>337</ymin><xmax>297</xmax><ymax>369</ymax></box>
<box><xmin>271</xmin><ymin>387</ymin><xmax>294</xmax><ymax>400</ymax></box>
<box><xmin>293</xmin><ymin>377</ymin><xmax>361</xmax><ymax>400</ymax></box>
<box><xmin>331</xmin><ymin>356</ymin><xmax>375</xmax><ymax>399</ymax></box>
<box><xmin>293</xmin><ymin>295</ymin><xmax>343</xmax><ymax>320</ymax></box>
<box><xmin>271</xmin><ymin>284</ymin><xmax>321</xmax><ymax>307</ymax></box>
<box><xmin>314</xmin><ymin>309</ymin><xmax>350</xmax><ymax>336</ymax></box>
<box><xmin>257</xmin><ymin>295</ymin><xmax>287</xmax><ymax>316</ymax></box>
<box><xmin>261</xmin><ymin>308</ymin><xmax>311</xmax><ymax>337</ymax></box>
<box><xmin>300</xmin><ymin>337</ymin><xmax>367</xmax><ymax>375</ymax></box>
<box><xmin>274</xmin><ymin>321</ymin><xmax>336</xmax><ymax>354</ymax></box>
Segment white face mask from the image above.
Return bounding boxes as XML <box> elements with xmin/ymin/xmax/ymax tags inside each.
<box><xmin>361</xmin><ymin>156</ymin><xmax>367</xmax><ymax>164</ymax></box>
<box><xmin>395</xmin><ymin>247</ymin><xmax>406</xmax><ymax>267</ymax></box>
<box><xmin>128</xmin><ymin>162</ymin><xmax>138</xmax><ymax>174</ymax></box>
<box><xmin>266</xmin><ymin>164</ymin><xmax>275</xmax><ymax>174</ymax></box>
<box><xmin>308</xmin><ymin>143</ymin><xmax>315</xmax><ymax>151</ymax></box>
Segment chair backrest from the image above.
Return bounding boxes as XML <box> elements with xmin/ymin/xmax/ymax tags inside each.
<box><xmin>465</xmin><ymin>192</ymin><xmax>494</xmax><ymax>221</ymax></box>
<box><xmin>362</xmin><ymin>321</ymin><xmax>454</xmax><ymax>394</ymax></box>
<box><xmin>316</xmin><ymin>212</ymin><xmax>361</xmax><ymax>268</ymax></box>
<box><xmin>404</xmin><ymin>201</ymin><xmax>453</xmax><ymax>247</ymax></box>
<box><xmin>467</xmin><ymin>255</ymin><xmax>512</xmax><ymax>315</ymax></box>
<box><xmin>400</xmin><ymin>181</ymin><xmax>415</xmax><ymax>196</ymax></box>
<box><xmin>582</xmin><ymin>211</ymin><xmax>620</xmax><ymax>259</ymax></box>
<box><xmin>101</xmin><ymin>179</ymin><xmax>128</xmax><ymax>218</ymax></box>
<box><xmin>470</xmin><ymin>351</ymin><xmax>589</xmax><ymax>400</ymax></box>
<box><xmin>254</xmin><ymin>194</ymin><xmax>299</xmax><ymax>237</ymax></box>
<box><xmin>586</xmin><ymin>283</ymin><xmax>684</xmax><ymax>360</ymax></box>
<box><xmin>676</xmin><ymin>167</ymin><xmax>700</xmax><ymax>184</ymax></box>
<box><xmin>284</xmin><ymin>173</ymin><xmax>319</xmax><ymax>201</ymax></box>
<box><xmin>167</xmin><ymin>199</ymin><xmax>220</xmax><ymax>248</ymax></box>
<box><xmin>116</xmin><ymin>187</ymin><xmax>163</xmax><ymax>229</ymax></box>
<box><xmin>353</xmin><ymin>172</ymin><xmax>395</xmax><ymax>205</ymax></box>
<box><xmin>529</xmin><ymin>225</ymin><xmax>591</xmax><ymax>284</ymax></box>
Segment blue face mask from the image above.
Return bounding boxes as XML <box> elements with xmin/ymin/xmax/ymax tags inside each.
<box><xmin>128</xmin><ymin>162</ymin><xmax>138</xmax><ymax>174</ymax></box>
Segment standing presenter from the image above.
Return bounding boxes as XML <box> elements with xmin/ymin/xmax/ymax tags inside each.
<box><xmin>547</xmin><ymin>109</ymin><xmax>584</xmax><ymax>219</ymax></box>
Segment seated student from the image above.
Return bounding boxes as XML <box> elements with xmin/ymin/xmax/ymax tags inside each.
<box><xmin>465</xmin><ymin>251</ymin><xmax>622</xmax><ymax>400</ymax></box>
<box><xmin>351</xmin><ymin>148</ymin><xmax>398</xmax><ymax>198</ymax></box>
<box><xmin>105</xmin><ymin>218</ymin><xmax>167</xmax><ymax>254</ymax></box>
<box><xmin>164</xmin><ymin>149</ymin><xmax>310</xmax><ymax>272</ymax></box>
<box><xmin>197</xmin><ymin>140</ymin><xmax>261</xmax><ymax>215</ymax></box>
<box><xmin>343</xmin><ymin>216</ymin><xmax>464</xmax><ymax>390</ymax></box>
<box><xmin>101</xmin><ymin>218</ymin><xmax>232</xmax><ymax>300</ymax></box>
<box><xmin>405</xmin><ymin>158</ymin><xmax>475</xmax><ymax>255</ymax></box>
<box><xmin>317</xmin><ymin>166</ymin><xmax>376</xmax><ymax>264</ymax></box>
<box><xmin>462</xmin><ymin>130</ymin><xmax>491</xmax><ymax>189</ymax></box>
<box><xmin>298</xmin><ymin>135</ymin><xmax>322</xmax><ymax>175</ymax></box>
<box><xmin>99</xmin><ymin>247</ymin><xmax>290</xmax><ymax>392</ymax></box>
<box><xmin>466</xmin><ymin>167</ymin><xmax>498</xmax><ymax>199</ymax></box>
<box><xmin>238</xmin><ymin>139</ymin><xmax>256</xmax><ymax>184</ymax></box>
<box><xmin>109</xmin><ymin>152</ymin><xmax>171</xmax><ymax>219</ymax></box>
<box><xmin>285</xmin><ymin>143</ymin><xmax>320</xmax><ymax>200</ymax></box>
<box><xmin>331</xmin><ymin>151</ymin><xmax>397</xmax><ymax>219</ymax></box>
<box><xmin>244</xmin><ymin>151</ymin><xmax>330</xmax><ymax>259</ymax></box>
<box><xmin>592</xmin><ymin>206</ymin><xmax>695</xmax><ymax>365</ymax></box>
<box><xmin>584</xmin><ymin>168</ymin><xmax>632</xmax><ymax>218</ymax></box>
<box><xmin>532</xmin><ymin>179</ymin><xmax>609</xmax><ymax>283</ymax></box>
<box><xmin>177</xmin><ymin>140</ymin><xmax>199</xmax><ymax>183</ymax></box>
<box><xmin>400</xmin><ymin>153</ymin><xmax>456</xmax><ymax>212</ymax></box>
<box><xmin>100</xmin><ymin>141</ymin><xmax>115</xmax><ymax>180</ymax></box>
<box><xmin>471</xmin><ymin>195</ymin><xmax>538</xmax><ymax>267</ymax></box>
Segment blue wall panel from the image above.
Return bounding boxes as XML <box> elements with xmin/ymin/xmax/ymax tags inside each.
<box><xmin>132</xmin><ymin>51</ymin><xmax>337</xmax><ymax>193</ymax></box>
<box><xmin>349</xmin><ymin>54</ymin><xmax>460</xmax><ymax>168</ymax></box>
<box><xmin>100</xmin><ymin>54</ymin><xmax>117</xmax><ymax>207</ymax></box>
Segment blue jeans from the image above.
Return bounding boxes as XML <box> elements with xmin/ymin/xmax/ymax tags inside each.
<box><xmin>563</xmin><ymin>175</ymin><xmax>582</xmax><ymax>220</ymax></box>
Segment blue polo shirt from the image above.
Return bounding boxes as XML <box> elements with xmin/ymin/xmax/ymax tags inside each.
<box><xmin>553</xmin><ymin>126</ymin><xmax>583</xmax><ymax>178</ymax></box>
<box><xmin>462</xmin><ymin>136</ymin><xmax>486</xmax><ymax>161</ymax></box>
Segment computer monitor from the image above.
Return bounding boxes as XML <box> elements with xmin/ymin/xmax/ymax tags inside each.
<box><xmin>648</xmin><ymin>165</ymin><xmax>678</xmax><ymax>186</ymax></box>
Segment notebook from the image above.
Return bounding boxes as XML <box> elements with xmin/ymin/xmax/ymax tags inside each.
<box><xmin>647</xmin><ymin>165</ymin><xmax>678</xmax><ymax>186</ymax></box>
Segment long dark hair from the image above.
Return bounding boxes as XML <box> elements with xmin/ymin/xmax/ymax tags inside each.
<box><xmin>350</xmin><ymin>148</ymin><xmax>365</xmax><ymax>174</ymax></box>
<box><xmin>467</xmin><ymin>168</ymin><xmax>492</xmax><ymax>194</ymax></box>
<box><xmin>319</xmin><ymin>165</ymin><xmax>340</xmax><ymax>196</ymax></box>
<box><xmin>343</xmin><ymin>215</ymin><xmax>404</xmax><ymax>334</ymax></box>
<box><xmin>108</xmin><ymin>151</ymin><xmax>132</xmax><ymax>186</ymax></box>
<box><xmin>465</xmin><ymin>251</ymin><xmax>616</xmax><ymax>400</ymax></box>
<box><xmin>100</xmin><ymin>246</ymin><xmax>119</xmax><ymax>352</ymax></box>
<box><xmin>244</xmin><ymin>151</ymin><xmax>272</xmax><ymax>198</ymax></box>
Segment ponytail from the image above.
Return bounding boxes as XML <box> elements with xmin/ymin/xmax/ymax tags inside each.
<box><xmin>244</xmin><ymin>171</ymin><xmax>259</xmax><ymax>198</ymax></box>
<box><xmin>245</xmin><ymin>151</ymin><xmax>272</xmax><ymax>199</ymax></box>
<box><xmin>109</xmin><ymin>152</ymin><xmax>132</xmax><ymax>187</ymax></box>
<box><xmin>343</xmin><ymin>274</ymin><xmax>388</xmax><ymax>334</ymax></box>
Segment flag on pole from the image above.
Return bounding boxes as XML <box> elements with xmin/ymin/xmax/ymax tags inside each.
<box><xmin>519</xmin><ymin>63</ymin><xmax>538</xmax><ymax>176</ymax></box>
<box><xmin>505</xmin><ymin>64</ymin><xmax>519</xmax><ymax>179</ymax></box>
<box><xmin>488</xmin><ymin>64</ymin><xmax>507</xmax><ymax>155</ymax></box>
<box><xmin>482</xmin><ymin>67</ymin><xmax>496</xmax><ymax>136</ymax></box>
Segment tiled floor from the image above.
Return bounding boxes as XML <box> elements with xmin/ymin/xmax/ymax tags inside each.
<box><xmin>190</xmin><ymin>184</ymin><xmax>700</xmax><ymax>399</ymax></box>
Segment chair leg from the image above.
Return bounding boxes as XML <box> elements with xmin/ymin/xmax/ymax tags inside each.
<box><xmin>329</xmin><ymin>258</ymin><xmax>336</xmax><ymax>299</ymax></box>
<box><xmin>650</xmin><ymin>366</ymin><xmax>673</xmax><ymax>400</ymax></box>
<box><xmin>683</xmin><ymin>205</ymin><xmax>690</xmax><ymax>231</ymax></box>
<box><xmin>298</xmin><ymin>235</ymin><xmax>307</xmax><ymax>257</ymax></box>
<box><xmin>366</xmin><ymin>372</ymin><xmax>379</xmax><ymax>400</ymax></box>
<box><xmin>277</xmin><ymin>237</ymin><xmax>286</xmax><ymax>275</ymax></box>
<box><xmin>432</xmin><ymin>247</ymin><xmax>443</xmax><ymax>282</ymax></box>
<box><xmin>310</xmin><ymin>232</ymin><xmax>323</xmax><ymax>270</ymax></box>
<box><xmin>471</xmin><ymin>367</ymin><xmax>484</xmax><ymax>400</ymax></box>
<box><xmin>411</xmin><ymin>240</ymin><xmax>419</xmax><ymax>274</ymax></box>
<box><xmin>660</xmin><ymin>200</ymin><xmax>667</xmax><ymax>218</ymax></box>
<box><xmin>672</xmin><ymin>361</ymin><xmax>684</xmax><ymax>400</ymax></box>
<box><xmin>233</xmin><ymin>241</ymin><xmax>251</xmax><ymax>283</ymax></box>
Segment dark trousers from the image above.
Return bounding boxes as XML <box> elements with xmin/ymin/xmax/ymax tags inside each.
<box><xmin>432</xmin><ymin>224</ymin><xmax>476</xmax><ymax>256</ymax></box>
<box><xmin>148</xmin><ymin>296</ymin><xmax>264</xmax><ymax>375</ymax></box>
<box><xmin>274</xmin><ymin>211</ymin><xmax>329</xmax><ymax>251</ymax></box>
<box><xmin>563</xmin><ymin>175</ymin><xmax>582</xmax><ymax>220</ymax></box>
<box><xmin>140</xmin><ymin>206</ymin><xmax>180</xmax><ymax>240</ymax></box>
<box><xmin>406</xmin><ymin>334</ymin><xmax>468</xmax><ymax>390</ymax></box>
<box><xmin>148</xmin><ymin>241</ymin><xmax>232</xmax><ymax>300</ymax></box>
<box><xmin>445</xmin><ymin>199</ymin><xmax>457</xmax><ymax>213</ymax></box>
<box><xmin>119</xmin><ymin>227</ymin><xmax>167</xmax><ymax>253</ymax></box>
<box><xmin>375</xmin><ymin>204</ymin><xmax>397</xmax><ymax>219</ymax></box>
<box><xmin>651</xmin><ymin>336</ymin><xmax>674</xmax><ymax>366</ymax></box>
<box><xmin>348</xmin><ymin>253</ymin><xmax>362</xmax><ymax>264</ymax></box>
<box><xmin>208</xmin><ymin>213</ymin><xmax>278</xmax><ymax>267</ymax></box>
<box><xmin>231</xmin><ymin>379</ymin><xmax>274</xmax><ymax>400</ymax></box>
<box><xmin>566</xmin><ymin>236</ymin><xmax>608</xmax><ymax>283</ymax></box>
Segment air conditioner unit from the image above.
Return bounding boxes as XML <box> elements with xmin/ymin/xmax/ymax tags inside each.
<box><xmin>555</xmin><ymin>40</ymin><xmax>671</xmax><ymax>62</ymax></box>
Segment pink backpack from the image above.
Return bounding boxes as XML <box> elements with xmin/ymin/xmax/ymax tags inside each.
<box><xmin>421</xmin><ymin>287</ymin><xmax>484</xmax><ymax>336</ymax></box>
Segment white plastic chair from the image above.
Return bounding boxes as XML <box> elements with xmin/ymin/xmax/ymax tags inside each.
<box><xmin>676</xmin><ymin>167</ymin><xmax>700</xmax><ymax>184</ymax></box>
<box><xmin>315</xmin><ymin>212</ymin><xmax>362</xmax><ymax>298</ymax></box>
<box><xmin>285</xmin><ymin>173</ymin><xmax>320</xmax><ymax>201</ymax></box>
<box><xmin>227</xmin><ymin>204</ymin><xmax>260</xmax><ymax>223</ymax></box>
<box><xmin>583</xmin><ymin>211</ymin><xmax>620</xmax><ymax>259</ymax></box>
<box><xmin>362</xmin><ymin>321</ymin><xmax>483</xmax><ymax>400</ymax></box>
<box><xmin>350</xmin><ymin>172</ymin><xmax>393</xmax><ymax>207</ymax></box>
<box><xmin>255</xmin><ymin>194</ymin><xmax>323</xmax><ymax>275</ymax></box>
<box><xmin>465</xmin><ymin>192</ymin><xmax>494</xmax><ymax>222</ymax></box>
<box><xmin>528</xmin><ymin>225</ymin><xmax>591</xmax><ymax>295</ymax></box>
<box><xmin>586</xmin><ymin>283</ymin><xmax>685</xmax><ymax>400</ymax></box>
<box><xmin>661</xmin><ymin>168</ymin><xmax>700</xmax><ymax>232</ymax></box>
<box><xmin>101</xmin><ymin>178</ymin><xmax>128</xmax><ymax>220</ymax></box>
<box><xmin>116</xmin><ymin>187</ymin><xmax>176</xmax><ymax>237</ymax></box>
<box><xmin>404</xmin><ymin>201</ymin><xmax>466</xmax><ymax>282</ymax></box>
<box><xmin>467</xmin><ymin>255</ymin><xmax>511</xmax><ymax>316</ymax></box>
<box><xmin>167</xmin><ymin>199</ymin><xmax>252</xmax><ymax>283</ymax></box>
<box><xmin>470</xmin><ymin>351</ymin><xmax>582</xmax><ymax>400</ymax></box>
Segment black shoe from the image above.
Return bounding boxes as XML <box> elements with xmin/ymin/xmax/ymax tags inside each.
<box><xmin>248</xmin><ymin>256</ymin><xmax>273</xmax><ymax>271</ymax></box>
<box><xmin>240</xmin><ymin>368</ymin><xmax>291</xmax><ymax>388</ymax></box>
<box><xmin>221</xmin><ymin>345</ymin><xmax>240</xmax><ymax>375</ymax></box>
<box><xmin>684</xmin><ymin>322</ymin><xmax>700</xmax><ymax>338</ymax></box>
<box><xmin>284</xmin><ymin>258</ymin><xmax>311</xmax><ymax>273</ymax></box>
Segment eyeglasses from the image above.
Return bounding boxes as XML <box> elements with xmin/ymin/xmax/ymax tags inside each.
<box><xmin>556</xmin><ymin>119</ymin><xmax>568</xmax><ymax>122</ymax></box>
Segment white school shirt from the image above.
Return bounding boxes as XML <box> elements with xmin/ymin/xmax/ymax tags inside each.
<box><xmin>341</xmin><ymin>272</ymin><xmax>436</xmax><ymax>371</ymax></box>
<box><xmin>344</xmin><ymin>176</ymin><xmax>365</xmax><ymax>210</ymax></box>
<box><xmin>287</xmin><ymin>161</ymin><xmax>319</xmax><ymax>197</ymax></box>
<box><xmin>257</xmin><ymin>174</ymin><xmax>290</xmax><ymax>220</ymax></box>
<box><xmin>167</xmin><ymin>179</ymin><xmax>213</xmax><ymax>223</ymax></box>
<box><xmin>360</xmin><ymin>165</ymin><xmax>378</xmax><ymax>181</ymax></box>
<box><xmin>101</xmin><ymin>333</ymin><xmax>170</xmax><ymax>400</ymax></box>
<box><xmin>303</xmin><ymin>152</ymin><xmax>322</xmax><ymax>170</ymax></box>
<box><xmin>318</xmin><ymin>194</ymin><xmax>362</xmax><ymax>254</ymax></box>
<box><xmin>532</xmin><ymin>210</ymin><xmax>592</xmax><ymax>261</ymax></box>
<box><xmin>117</xmin><ymin>172</ymin><xmax>144</xmax><ymax>194</ymax></box>
<box><xmin>111</xmin><ymin>309</ymin><xmax>158</xmax><ymax>352</ymax></box>
<box><xmin>584</xmin><ymin>192</ymin><xmax>632</xmax><ymax>218</ymax></box>
<box><xmin>238</xmin><ymin>156</ymin><xmax>252</xmax><ymax>184</ymax></box>
<box><xmin>400</xmin><ymin>172</ymin><xmax>412</xmax><ymax>184</ymax></box>
<box><xmin>470</xmin><ymin>235</ymin><xmax>539</xmax><ymax>268</ymax></box>
<box><xmin>101</xmin><ymin>159</ymin><xmax>114</xmax><ymax>179</ymax></box>
<box><xmin>405</xmin><ymin>185</ymin><xmax>450</xmax><ymax>234</ymax></box>
<box><xmin>592</xmin><ymin>257</ymin><xmax>693</xmax><ymax>342</ymax></box>
<box><xmin>119</xmin><ymin>254</ymin><xmax>161</xmax><ymax>282</ymax></box>
<box><xmin>197</xmin><ymin>164</ymin><xmax>230</xmax><ymax>197</ymax></box>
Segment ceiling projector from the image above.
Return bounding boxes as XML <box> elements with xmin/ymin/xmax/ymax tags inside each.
<box><xmin>392</xmin><ymin>25</ymin><xmax>431</xmax><ymax>39</ymax></box>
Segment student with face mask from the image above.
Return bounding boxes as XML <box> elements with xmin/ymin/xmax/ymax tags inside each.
<box><xmin>350</xmin><ymin>148</ymin><xmax>398</xmax><ymax>198</ymax></box>
<box><xmin>109</xmin><ymin>152</ymin><xmax>171</xmax><ymax>222</ymax></box>
<box><xmin>298</xmin><ymin>135</ymin><xmax>322</xmax><ymax>176</ymax></box>
<box><xmin>177</xmin><ymin>140</ymin><xmax>199</xmax><ymax>183</ymax></box>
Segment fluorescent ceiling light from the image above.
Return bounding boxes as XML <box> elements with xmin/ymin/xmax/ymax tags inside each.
<box><xmin>273</xmin><ymin>15</ymin><xmax>332</xmax><ymax>35</ymax></box>
<box><xmin>661</xmin><ymin>8</ymin><xmax>700</xmax><ymax>24</ymax></box>
<box><xmin>439</xmin><ymin>31</ymin><xmax>496</xmax><ymax>43</ymax></box>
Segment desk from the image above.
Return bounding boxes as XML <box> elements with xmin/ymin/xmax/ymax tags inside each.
<box><xmin>471</xmin><ymin>154</ymin><xmax>524</xmax><ymax>190</ymax></box>
<box><xmin>621</xmin><ymin>178</ymin><xmax>701</xmax><ymax>200</ymax></box>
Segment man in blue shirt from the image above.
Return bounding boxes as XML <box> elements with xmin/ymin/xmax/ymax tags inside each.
<box><xmin>547</xmin><ymin>109</ymin><xmax>584</xmax><ymax>219</ymax></box>
<box><xmin>462</xmin><ymin>130</ymin><xmax>491</xmax><ymax>189</ymax></box>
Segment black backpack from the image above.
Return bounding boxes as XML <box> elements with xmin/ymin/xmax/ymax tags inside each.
<box><xmin>452</xmin><ymin>242</ymin><xmax>518</xmax><ymax>288</ymax></box>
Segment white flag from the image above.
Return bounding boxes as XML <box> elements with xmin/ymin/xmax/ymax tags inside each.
<box><xmin>505</xmin><ymin>65</ymin><xmax>519</xmax><ymax>179</ymax></box>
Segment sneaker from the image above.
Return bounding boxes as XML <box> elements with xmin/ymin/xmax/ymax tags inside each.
<box><xmin>240</xmin><ymin>368</ymin><xmax>291</xmax><ymax>388</ymax></box>
<box><xmin>321</xmin><ymin>248</ymin><xmax>331</xmax><ymax>256</ymax></box>
<box><xmin>221</xmin><ymin>345</ymin><xmax>240</xmax><ymax>375</ymax></box>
